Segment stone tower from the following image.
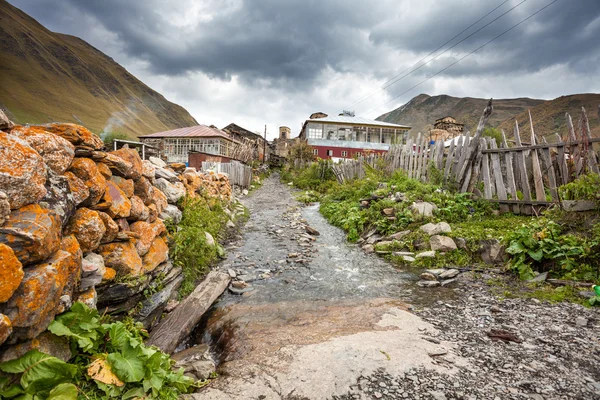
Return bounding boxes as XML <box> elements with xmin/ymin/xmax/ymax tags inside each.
<box><xmin>279</xmin><ymin>126</ymin><xmax>291</xmax><ymax>140</ymax></box>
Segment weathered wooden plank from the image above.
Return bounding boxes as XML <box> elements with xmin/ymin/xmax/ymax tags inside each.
<box><xmin>501</xmin><ymin>130</ymin><xmax>519</xmax><ymax>213</ymax></box>
<box><xmin>529</xmin><ymin>111</ymin><xmax>546</xmax><ymax>201</ymax></box>
<box><xmin>581</xmin><ymin>107</ymin><xmax>600</xmax><ymax>174</ymax></box>
<box><xmin>481</xmin><ymin>137</ymin><xmax>600</xmax><ymax>153</ymax></box>
<box><xmin>481</xmin><ymin>138</ymin><xmax>493</xmax><ymax>199</ymax></box>
<box><xmin>513</xmin><ymin>121</ymin><xmax>532</xmax><ymax>214</ymax></box>
<box><xmin>443</xmin><ymin>139</ymin><xmax>455</xmax><ymax>183</ymax></box>
<box><xmin>418</xmin><ymin>139</ymin><xmax>430</xmax><ymax>181</ymax></box>
<box><xmin>454</xmin><ymin>132</ymin><xmax>471</xmax><ymax>182</ymax></box>
<box><xmin>488</xmin><ymin>139</ymin><xmax>497</xmax><ymax>197</ymax></box>
<box><xmin>147</xmin><ymin>271</ymin><xmax>230</xmax><ymax>354</ymax></box>
<box><xmin>408</xmin><ymin>136</ymin><xmax>416</xmax><ymax>178</ymax></box>
<box><xmin>554</xmin><ymin>133</ymin><xmax>569</xmax><ymax>186</ymax></box>
<box><xmin>463</xmin><ymin>99</ymin><xmax>494</xmax><ymax>192</ymax></box>
<box><xmin>436</xmin><ymin>140</ymin><xmax>444</xmax><ymax>170</ymax></box>
<box><xmin>539</xmin><ymin>137</ymin><xmax>559</xmax><ymax>201</ymax></box>
<box><xmin>451</xmin><ymin>135</ymin><xmax>464</xmax><ymax>179</ymax></box>
<box><xmin>489</xmin><ymin>138</ymin><xmax>508</xmax><ymax>212</ymax></box>
<box><xmin>566</xmin><ymin>112</ymin><xmax>582</xmax><ymax>178</ymax></box>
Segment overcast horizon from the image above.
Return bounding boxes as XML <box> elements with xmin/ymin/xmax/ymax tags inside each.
<box><xmin>10</xmin><ymin>0</ymin><xmax>600</xmax><ymax>139</ymax></box>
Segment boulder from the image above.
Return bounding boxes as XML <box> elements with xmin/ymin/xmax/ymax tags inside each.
<box><xmin>80</xmin><ymin>253</ymin><xmax>106</xmax><ymax>291</ymax></box>
<box><xmin>0</xmin><ymin>132</ymin><xmax>47</xmax><ymax>209</ymax></box>
<box><xmin>402</xmin><ymin>255</ymin><xmax>415</xmax><ymax>262</ymax></box>
<box><xmin>37</xmin><ymin>123</ymin><xmax>104</xmax><ymax>150</ymax></box>
<box><xmin>97</xmin><ymin>241</ymin><xmax>143</xmax><ymax>276</ymax></box>
<box><xmin>362</xmin><ymin>244</ymin><xmax>375</xmax><ymax>254</ymax></box>
<box><xmin>97</xmin><ymin>211</ymin><xmax>118</xmax><ymax>243</ymax></box>
<box><xmin>102</xmin><ymin>180</ymin><xmax>132</xmax><ymax>219</ymax></box>
<box><xmin>0</xmin><ymin>244</ymin><xmax>23</xmax><ymax>303</ymax></box>
<box><xmin>154</xmin><ymin>178</ymin><xmax>186</xmax><ymax>204</ymax></box>
<box><xmin>420</xmin><ymin>272</ymin><xmax>437</xmax><ymax>281</ymax></box>
<box><xmin>134</xmin><ymin>177</ymin><xmax>155</xmax><ymax>205</ymax></box>
<box><xmin>172</xmin><ymin>344</ymin><xmax>216</xmax><ymax>381</ymax></box>
<box><xmin>39</xmin><ymin>170</ymin><xmax>76</xmax><ymax>227</ymax></box>
<box><xmin>115</xmin><ymin>218</ymin><xmax>130</xmax><ymax>232</ymax></box>
<box><xmin>141</xmin><ymin>160</ymin><xmax>156</xmax><ymax>179</ymax></box>
<box><xmin>0</xmin><ymin>314</ymin><xmax>11</xmax><ymax>346</ymax></box>
<box><xmin>63</xmin><ymin>171</ymin><xmax>90</xmax><ymax>206</ymax></box>
<box><xmin>65</xmin><ymin>208</ymin><xmax>106</xmax><ymax>252</ymax></box>
<box><xmin>387</xmin><ymin>230</ymin><xmax>410</xmax><ymax>241</ymax></box>
<box><xmin>160</xmin><ymin>204</ymin><xmax>182</xmax><ymax>224</ymax></box>
<box><xmin>147</xmin><ymin>204</ymin><xmax>158</xmax><ymax>223</ymax></box>
<box><xmin>142</xmin><ymin>237</ymin><xmax>169</xmax><ymax>272</ymax></box>
<box><xmin>455</xmin><ymin>237</ymin><xmax>467</xmax><ymax>250</ymax></box>
<box><xmin>154</xmin><ymin>167</ymin><xmax>179</xmax><ymax>183</ymax></box>
<box><xmin>69</xmin><ymin>158</ymin><xmax>107</xmax><ymax>206</ymax></box>
<box><xmin>0</xmin><ymin>204</ymin><xmax>61</xmax><ymax>266</ymax></box>
<box><xmin>74</xmin><ymin>287</ymin><xmax>97</xmax><ymax>309</ymax></box>
<box><xmin>149</xmin><ymin>156</ymin><xmax>167</xmax><ymax>168</ymax></box>
<box><xmin>128</xmin><ymin>195</ymin><xmax>150</xmax><ymax>222</ymax></box>
<box><xmin>0</xmin><ymin>191</ymin><xmax>9</xmax><ymax>226</ymax></box>
<box><xmin>109</xmin><ymin>147</ymin><xmax>143</xmax><ymax>180</ymax></box>
<box><xmin>96</xmin><ymin>162</ymin><xmax>112</xmax><ymax>178</ymax></box>
<box><xmin>109</xmin><ymin>176</ymin><xmax>134</xmax><ymax>198</ymax></box>
<box><xmin>415</xmin><ymin>250</ymin><xmax>436</xmax><ymax>259</ymax></box>
<box><xmin>417</xmin><ymin>280</ymin><xmax>441</xmax><ymax>288</ymax></box>
<box><xmin>152</xmin><ymin>188</ymin><xmax>168</xmax><ymax>214</ymax></box>
<box><xmin>479</xmin><ymin>239</ymin><xmax>507</xmax><ymax>264</ymax></box>
<box><xmin>410</xmin><ymin>201</ymin><xmax>437</xmax><ymax>218</ymax></box>
<box><xmin>419</xmin><ymin>222</ymin><xmax>452</xmax><ymax>236</ymax></box>
<box><xmin>10</xmin><ymin>126</ymin><xmax>75</xmax><ymax>174</ymax></box>
<box><xmin>0</xmin><ymin>332</ymin><xmax>71</xmax><ymax>363</ymax></box>
<box><xmin>205</xmin><ymin>231</ymin><xmax>216</xmax><ymax>247</ymax></box>
<box><xmin>130</xmin><ymin>221</ymin><xmax>158</xmax><ymax>256</ymax></box>
<box><xmin>439</xmin><ymin>269</ymin><xmax>460</xmax><ymax>279</ymax></box>
<box><xmin>0</xmin><ymin>109</ymin><xmax>14</xmax><ymax>130</ymax></box>
<box><xmin>430</xmin><ymin>235</ymin><xmax>457</xmax><ymax>252</ymax></box>
<box><xmin>3</xmin><ymin>236</ymin><xmax>82</xmax><ymax>342</ymax></box>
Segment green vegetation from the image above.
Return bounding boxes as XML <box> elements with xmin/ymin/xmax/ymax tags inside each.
<box><xmin>486</xmin><ymin>277</ymin><xmax>589</xmax><ymax>306</ymax></box>
<box><xmin>169</xmin><ymin>195</ymin><xmax>231</xmax><ymax>298</ymax></box>
<box><xmin>101</xmin><ymin>131</ymin><xmax>130</xmax><ymax>149</ymax></box>
<box><xmin>0</xmin><ymin>303</ymin><xmax>200</xmax><ymax>399</ymax></box>
<box><xmin>482</xmin><ymin>127</ymin><xmax>503</xmax><ymax>146</ymax></box>
<box><xmin>558</xmin><ymin>173</ymin><xmax>600</xmax><ymax>202</ymax></box>
<box><xmin>280</xmin><ymin>160</ymin><xmax>337</xmax><ymax>193</ymax></box>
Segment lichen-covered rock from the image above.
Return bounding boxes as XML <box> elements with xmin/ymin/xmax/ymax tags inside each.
<box><xmin>80</xmin><ymin>253</ymin><xmax>106</xmax><ymax>291</ymax></box>
<box><xmin>102</xmin><ymin>267</ymin><xmax>116</xmax><ymax>282</ymax></box>
<box><xmin>39</xmin><ymin>170</ymin><xmax>76</xmax><ymax>227</ymax></box>
<box><xmin>430</xmin><ymin>235</ymin><xmax>457</xmax><ymax>252</ymax></box>
<box><xmin>0</xmin><ymin>109</ymin><xmax>14</xmax><ymax>130</ymax></box>
<box><xmin>155</xmin><ymin>167</ymin><xmax>179</xmax><ymax>182</ymax></box>
<box><xmin>130</xmin><ymin>221</ymin><xmax>155</xmax><ymax>256</ymax></box>
<box><xmin>109</xmin><ymin>176</ymin><xmax>134</xmax><ymax>198</ymax></box>
<box><xmin>115</xmin><ymin>218</ymin><xmax>129</xmax><ymax>232</ymax></box>
<box><xmin>59</xmin><ymin>235</ymin><xmax>83</xmax><ymax>298</ymax></box>
<box><xmin>0</xmin><ymin>204</ymin><xmax>61</xmax><ymax>266</ymax></box>
<box><xmin>96</xmin><ymin>162</ymin><xmax>113</xmax><ymax>179</ymax></box>
<box><xmin>149</xmin><ymin>156</ymin><xmax>166</xmax><ymax>168</ymax></box>
<box><xmin>0</xmin><ymin>332</ymin><xmax>71</xmax><ymax>363</ymax></box>
<box><xmin>63</xmin><ymin>171</ymin><xmax>89</xmax><ymax>206</ymax></box>
<box><xmin>109</xmin><ymin>147</ymin><xmax>143</xmax><ymax>180</ymax></box>
<box><xmin>152</xmin><ymin>188</ymin><xmax>168</xmax><ymax>214</ymax></box>
<box><xmin>37</xmin><ymin>123</ymin><xmax>104</xmax><ymax>150</ymax></box>
<box><xmin>147</xmin><ymin>204</ymin><xmax>158</xmax><ymax>223</ymax></box>
<box><xmin>69</xmin><ymin>158</ymin><xmax>107</xmax><ymax>206</ymax></box>
<box><xmin>102</xmin><ymin>181</ymin><xmax>132</xmax><ymax>219</ymax></box>
<box><xmin>0</xmin><ymin>191</ymin><xmax>10</xmax><ymax>226</ymax></box>
<box><xmin>65</xmin><ymin>208</ymin><xmax>106</xmax><ymax>252</ymax></box>
<box><xmin>142</xmin><ymin>237</ymin><xmax>169</xmax><ymax>272</ymax></box>
<box><xmin>160</xmin><ymin>204</ymin><xmax>182</xmax><ymax>224</ymax></box>
<box><xmin>0</xmin><ymin>314</ymin><xmax>12</xmax><ymax>346</ymax></box>
<box><xmin>0</xmin><ymin>132</ymin><xmax>47</xmax><ymax>209</ymax></box>
<box><xmin>0</xmin><ymin>244</ymin><xmax>23</xmax><ymax>302</ymax></box>
<box><xmin>128</xmin><ymin>195</ymin><xmax>149</xmax><ymax>222</ymax></box>
<box><xmin>141</xmin><ymin>160</ymin><xmax>156</xmax><ymax>179</ymax></box>
<box><xmin>3</xmin><ymin>236</ymin><xmax>82</xmax><ymax>342</ymax></box>
<box><xmin>134</xmin><ymin>177</ymin><xmax>155</xmax><ymax>206</ymax></box>
<box><xmin>74</xmin><ymin>287</ymin><xmax>97</xmax><ymax>309</ymax></box>
<box><xmin>97</xmin><ymin>241</ymin><xmax>143</xmax><ymax>277</ymax></box>
<box><xmin>10</xmin><ymin>126</ymin><xmax>75</xmax><ymax>174</ymax></box>
<box><xmin>97</xmin><ymin>211</ymin><xmax>118</xmax><ymax>243</ymax></box>
<box><xmin>154</xmin><ymin>178</ymin><xmax>186</xmax><ymax>204</ymax></box>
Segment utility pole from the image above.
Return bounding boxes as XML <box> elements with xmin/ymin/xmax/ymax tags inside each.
<box><xmin>263</xmin><ymin>124</ymin><xmax>267</xmax><ymax>164</ymax></box>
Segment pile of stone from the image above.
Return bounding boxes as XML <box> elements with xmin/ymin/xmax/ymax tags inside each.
<box><xmin>0</xmin><ymin>115</ymin><xmax>234</xmax><ymax>352</ymax></box>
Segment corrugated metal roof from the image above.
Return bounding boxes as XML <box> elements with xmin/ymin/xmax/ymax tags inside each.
<box><xmin>307</xmin><ymin>115</ymin><xmax>411</xmax><ymax>129</ymax></box>
<box><xmin>138</xmin><ymin>125</ymin><xmax>232</xmax><ymax>140</ymax></box>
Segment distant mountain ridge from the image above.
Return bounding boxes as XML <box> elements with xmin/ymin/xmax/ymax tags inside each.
<box><xmin>377</xmin><ymin>93</ymin><xmax>600</xmax><ymax>139</ymax></box>
<box><xmin>0</xmin><ymin>1</ymin><xmax>198</xmax><ymax>138</ymax></box>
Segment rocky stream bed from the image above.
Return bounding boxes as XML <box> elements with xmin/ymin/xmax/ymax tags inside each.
<box><xmin>184</xmin><ymin>174</ymin><xmax>599</xmax><ymax>400</ymax></box>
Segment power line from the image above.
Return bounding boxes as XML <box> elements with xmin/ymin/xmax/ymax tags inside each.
<box><xmin>364</xmin><ymin>0</ymin><xmax>560</xmax><ymax>117</ymax></box>
<box><xmin>342</xmin><ymin>0</ymin><xmax>512</xmax><ymax>112</ymax></box>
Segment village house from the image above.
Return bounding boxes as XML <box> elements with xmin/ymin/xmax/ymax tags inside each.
<box><xmin>222</xmin><ymin>123</ymin><xmax>268</xmax><ymax>162</ymax></box>
<box><xmin>272</xmin><ymin>126</ymin><xmax>297</xmax><ymax>158</ymax></box>
<box><xmin>429</xmin><ymin>116</ymin><xmax>464</xmax><ymax>142</ymax></box>
<box><xmin>298</xmin><ymin>112</ymin><xmax>410</xmax><ymax>160</ymax></box>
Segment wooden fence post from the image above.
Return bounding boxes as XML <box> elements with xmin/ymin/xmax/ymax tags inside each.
<box><xmin>513</xmin><ymin>121</ymin><xmax>532</xmax><ymax>214</ymax></box>
<box><xmin>501</xmin><ymin>130</ymin><xmax>519</xmax><ymax>213</ymax></box>
<box><xmin>489</xmin><ymin>138</ymin><xmax>509</xmax><ymax>212</ymax></box>
<box><xmin>529</xmin><ymin>111</ymin><xmax>546</xmax><ymax>201</ymax></box>
<box><xmin>462</xmin><ymin>99</ymin><xmax>493</xmax><ymax>193</ymax></box>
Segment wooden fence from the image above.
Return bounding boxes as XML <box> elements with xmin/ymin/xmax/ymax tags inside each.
<box><xmin>330</xmin><ymin>100</ymin><xmax>600</xmax><ymax>214</ymax></box>
<box><xmin>201</xmin><ymin>160</ymin><xmax>253</xmax><ymax>188</ymax></box>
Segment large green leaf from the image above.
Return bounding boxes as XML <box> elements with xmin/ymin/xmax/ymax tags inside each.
<box><xmin>106</xmin><ymin>353</ymin><xmax>145</xmax><ymax>383</ymax></box>
<box><xmin>0</xmin><ymin>350</ymin><xmax>77</xmax><ymax>394</ymax></box>
<box><xmin>47</xmin><ymin>383</ymin><xmax>78</xmax><ymax>400</ymax></box>
<box><xmin>48</xmin><ymin>302</ymin><xmax>102</xmax><ymax>353</ymax></box>
<box><xmin>48</xmin><ymin>320</ymin><xmax>96</xmax><ymax>353</ymax></box>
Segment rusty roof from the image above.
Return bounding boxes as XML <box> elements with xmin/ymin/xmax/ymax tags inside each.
<box><xmin>138</xmin><ymin>124</ymin><xmax>233</xmax><ymax>140</ymax></box>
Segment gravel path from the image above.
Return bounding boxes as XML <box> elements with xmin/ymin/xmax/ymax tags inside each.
<box><xmin>186</xmin><ymin>174</ymin><xmax>600</xmax><ymax>400</ymax></box>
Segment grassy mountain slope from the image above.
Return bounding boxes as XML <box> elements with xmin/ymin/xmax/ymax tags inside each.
<box><xmin>377</xmin><ymin>93</ymin><xmax>545</xmax><ymax>137</ymax></box>
<box><xmin>0</xmin><ymin>1</ymin><xmax>198</xmax><ymax>138</ymax></box>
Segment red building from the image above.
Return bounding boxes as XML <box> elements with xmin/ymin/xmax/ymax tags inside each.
<box><xmin>298</xmin><ymin>112</ymin><xmax>410</xmax><ymax>160</ymax></box>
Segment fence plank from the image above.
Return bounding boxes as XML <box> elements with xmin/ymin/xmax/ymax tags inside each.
<box><xmin>435</xmin><ymin>140</ymin><xmax>444</xmax><ymax>170</ymax></box>
<box><xmin>444</xmin><ymin>139</ymin><xmax>455</xmax><ymax>183</ymax></box>
<box><xmin>528</xmin><ymin>111</ymin><xmax>546</xmax><ymax>201</ymax></box>
<box><xmin>554</xmin><ymin>133</ymin><xmax>569</xmax><ymax>186</ymax></box>
<box><xmin>539</xmin><ymin>137</ymin><xmax>559</xmax><ymax>201</ymax></box>
<box><xmin>581</xmin><ymin>107</ymin><xmax>600</xmax><ymax>174</ymax></box>
<box><xmin>451</xmin><ymin>135</ymin><xmax>464</xmax><ymax>179</ymax></box>
<box><xmin>481</xmin><ymin>138</ymin><xmax>493</xmax><ymax>199</ymax></box>
<box><xmin>566</xmin><ymin>112</ymin><xmax>582</xmax><ymax>177</ymax></box>
<box><xmin>408</xmin><ymin>135</ymin><xmax>417</xmax><ymax>178</ymax></box>
<box><xmin>513</xmin><ymin>121</ymin><xmax>532</xmax><ymax>214</ymax></box>
<box><xmin>501</xmin><ymin>130</ymin><xmax>519</xmax><ymax>214</ymax></box>
<box><xmin>489</xmin><ymin>138</ymin><xmax>509</xmax><ymax>212</ymax></box>
<box><xmin>464</xmin><ymin>100</ymin><xmax>494</xmax><ymax>192</ymax></box>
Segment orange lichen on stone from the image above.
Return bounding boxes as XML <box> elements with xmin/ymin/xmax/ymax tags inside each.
<box><xmin>0</xmin><ymin>132</ymin><xmax>47</xmax><ymax>209</ymax></box>
<box><xmin>96</xmin><ymin>162</ymin><xmax>113</xmax><ymax>179</ymax></box>
<box><xmin>74</xmin><ymin>287</ymin><xmax>97</xmax><ymax>309</ymax></box>
<box><xmin>69</xmin><ymin>158</ymin><xmax>107</xmax><ymax>206</ymax></box>
<box><xmin>0</xmin><ymin>204</ymin><xmax>61</xmax><ymax>266</ymax></box>
<box><xmin>102</xmin><ymin>181</ymin><xmax>131</xmax><ymax>219</ymax></box>
<box><xmin>102</xmin><ymin>267</ymin><xmax>117</xmax><ymax>281</ymax></box>
<box><xmin>37</xmin><ymin>123</ymin><xmax>104</xmax><ymax>150</ymax></box>
<box><xmin>97</xmin><ymin>241</ymin><xmax>143</xmax><ymax>277</ymax></box>
<box><xmin>134</xmin><ymin>177</ymin><xmax>155</xmax><ymax>205</ymax></box>
<box><xmin>109</xmin><ymin>176</ymin><xmax>134</xmax><ymax>198</ymax></box>
<box><xmin>97</xmin><ymin>211</ymin><xmax>118</xmax><ymax>243</ymax></box>
<box><xmin>129</xmin><ymin>221</ymin><xmax>155</xmax><ymax>256</ymax></box>
<box><xmin>142</xmin><ymin>236</ymin><xmax>169</xmax><ymax>272</ymax></box>
<box><xmin>56</xmin><ymin>235</ymin><xmax>83</xmax><ymax>299</ymax></box>
<box><xmin>128</xmin><ymin>195</ymin><xmax>149</xmax><ymax>222</ymax></box>
<box><xmin>152</xmin><ymin>188</ymin><xmax>168</xmax><ymax>215</ymax></box>
<box><xmin>65</xmin><ymin>208</ymin><xmax>106</xmax><ymax>253</ymax></box>
<box><xmin>10</xmin><ymin>125</ymin><xmax>75</xmax><ymax>174</ymax></box>
<box><xmin>63</xmin><ymin>171</ymin><xmax>90</xmax><ymax>206</ymax></box>
<box><xmin>0</xmin><ymin>314</ymin><xmax>12</xmax><ymax>346</ymax></box>
<box><xmin>0</xmin><ymin>243</ymin><xmax>24</xmax><ymax>302</ymax></box>
<box><xmin>109</xmin><ymin>147</ymin><xmax>143</xmax><ymax>180</ymax></box>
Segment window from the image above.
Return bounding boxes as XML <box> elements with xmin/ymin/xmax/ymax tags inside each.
<box><xmin>308</xmin><ymin>127</ymin><xmax>323</xmax><ymax>139</ymax></box>
<box><xmin>312</xmin><ymin>149</ymin><xmax>318</xmax><ymax>155</ymax></box>
<box><xmin>327</xmin><ymin>150</ymin><xmax>333</xmax><ymax>156</ymax></box>
<box><xmin>341</xmin><ymin>151</ymin><xmax>348</xmax><ymax>157</ymax></box>
<box><xmin>355</xmin><ymin>152</ymin><xmax>362</xmax><ymax>157</ymax></box>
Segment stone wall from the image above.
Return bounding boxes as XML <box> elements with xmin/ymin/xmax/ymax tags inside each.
<box><xmin>0</xmin><ymin>114</ymin><xmax>233</xmax><ymax>355</ymax></box>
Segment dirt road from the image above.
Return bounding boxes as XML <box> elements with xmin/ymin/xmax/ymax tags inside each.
<box><xmin>186</xmin><ymin>174</ymin><xmax>599</xmax><ymax>400</ymax></box>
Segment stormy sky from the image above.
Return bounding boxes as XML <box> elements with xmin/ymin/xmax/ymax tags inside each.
<box><xmin>9</xmin><ymin>0</ymin><xmax>600</xmax><ymax>138</ymax></box>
